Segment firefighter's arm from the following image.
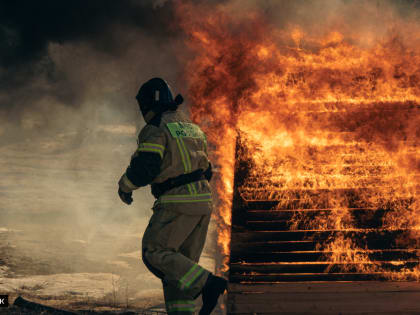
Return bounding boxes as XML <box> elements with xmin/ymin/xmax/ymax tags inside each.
<box><xmin>118</xmin><ymin>125</ymin><xmax>166</xmax><ymax>204</ymax></box>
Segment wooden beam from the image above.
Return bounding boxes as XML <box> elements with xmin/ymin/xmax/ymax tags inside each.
<box><xmin>227</xmin><ymin>282</ymin><xmax>420</xmax><ymax>314</ymax></box>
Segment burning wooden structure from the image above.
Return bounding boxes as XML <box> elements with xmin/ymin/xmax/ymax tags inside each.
<box><xmin>176</xmin><ymin>3</ymin><xmax>420</xmax><ymax>313</ymax></box>
<box><xmin>226</xmin><ymin>115</ymin><xmax>419</xmax><ymax>313</ymax></box>
<box><xmin>229</xmin><ymin>125</ymin><xmax>419</xmax><ymax>284</ymax></box>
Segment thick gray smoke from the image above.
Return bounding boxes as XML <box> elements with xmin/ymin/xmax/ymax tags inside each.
<box><xmin>0</xmin><ymin>2</ymin><xmax>184</xmax><ymax>229</ymax></box>
<box><xmin>0</xmin><ymin>0</ymin><xmax>188</xmax><ymax>142</ymax></box>
<box><xmin>0</xmin><ymin>0</ymin><xmax>196</xmax><ymax>308</ymax></box>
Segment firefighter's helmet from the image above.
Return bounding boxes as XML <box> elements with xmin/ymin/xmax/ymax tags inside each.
<box><xmin>136</xmin><ymin>78</ymin><xmax>183</xmax><ymax>122</ymax></box>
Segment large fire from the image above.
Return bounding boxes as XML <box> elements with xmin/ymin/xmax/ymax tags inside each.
<box><xmin>177</xmin><ymin>2</ymin><xmax>419</xmax><ymax>278</ymax></box>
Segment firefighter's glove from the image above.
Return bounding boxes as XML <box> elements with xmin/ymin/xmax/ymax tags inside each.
<box><xmin>118</xmin><ymin>187</ymin><xmax>133</xmax><ymax>205</ymax></box>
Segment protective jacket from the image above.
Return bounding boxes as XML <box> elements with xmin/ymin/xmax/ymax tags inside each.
<box><xmin>118</xmin><ymin>110</ymin><xmax>213</xmax><ymax>215</ymax></box>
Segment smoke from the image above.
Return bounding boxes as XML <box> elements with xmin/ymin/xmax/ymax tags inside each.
<box><xmin>0</xmin><ymin>0</ymin><xmax>186</xmax><ymax>214</ymax></box>
<box><xmin>0</xmin><ymin>0</ymin><xmax>193</xmax><ymax>302</ymax></box>
<box><xmin>0</xmin><ymin>0</ymin><xmax>178</xmax><ymax>89</ymax></box>
<box><xmin>219</xmin><ymin>0</ymin><xmax>420</xmax><ymax>33</ymax></box>
<box><xmin>0</xmin><ymin>0</ymin><xmax>190</xmax><ymax>142</ymax></box>
<box><xmin>0</xmin><ymin>2</ymin><xmax>225</xmax><ymax>304</ymax></box>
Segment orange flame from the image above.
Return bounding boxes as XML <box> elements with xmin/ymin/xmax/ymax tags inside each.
<box><xmin>176</xmin><ymin>1</ymin><xmax>420</xmax><ymax>277</ymax></box>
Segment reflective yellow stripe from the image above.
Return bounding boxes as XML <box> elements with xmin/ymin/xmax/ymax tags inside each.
<box><xmin>185</xmin><ymin>267</ymin><xmax>204</xmax><ymax>288</ymax></box>
<box><xmin>175</xmin><ymin>138</ymin><xmax>188</xmax><ymax>174</ymax></box>
<box><xmin>179</xmin><ymin>138</ymin><xmax>199</xmax><ymax>194</ymax></box>
<box><xmin>141</xmin><ymin>142</ymin><xmax>165</xmax><ymax>150</ymax></box>
<box><xmin>179</xmin><ymin>264</ymin><xmax>198</xmax><ymax>288</ymax></box>
<box><xmin>175</xmin><ymin>137</ymin><xmax>196</xmax><ymax>196</ymax></box>
<box><xmin>191</xmin><ymin>182</ymin><xmax>197</xmax><ymax>195</ymax></box>
<box><xmin>180</xmin><ymin>138</ymin><xmax>192</xmax><ymax>172</ymax></box>
<box><xmin>138</xmin><ymin>143</ymin><xmax>165</xmax><ymax>159</ymax></box>
<box><xmin>179</xmin><ymin>264</ymin><xmax>205</xmax><ymax>290</ymax></box>
<box><xmin>158</xmin><ymin>192</ymin><xmax>212</xmax><ymax>204</ymax></box>
<box><xmin>166</xmin><ymin>300</ymin><xmax>195</xmax><ymax>312</ymax></box>
<box><xmin>187</xmin><ymin>183</ymin><xmax>193</xmax><ymax>195</ymax></box>
<box><xmin>179</xmin><ymin>265</ymin><xmax>204</xmax><ymax>290</ymax></box>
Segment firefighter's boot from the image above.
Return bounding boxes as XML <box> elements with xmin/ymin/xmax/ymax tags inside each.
<box><xmin>199</xmin><ymin>274</ymin><xmax>228</xmax><ymax>315</ymax></box>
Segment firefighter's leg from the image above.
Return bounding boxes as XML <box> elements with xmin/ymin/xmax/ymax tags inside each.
<box><xmin>142</xmin><ymin>206</ymin><xmax>210</xmax><ymax>301</ymax></box>
<box><xmin>161</xmin><ymin>214</ymin><xmax>211</xmax><ymax>314</ymax></box>
<box><xmin>178</xmin><ymin>214</ymin><xmax>227</xmax><ymax>315</ymax></box>
<box><xmin>179</xmin><ymin>214</ymin><xmax>211</xmax><ymax>263</ymax></box>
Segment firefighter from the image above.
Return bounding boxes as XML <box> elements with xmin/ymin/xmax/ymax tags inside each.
<box><xmin>117</xmin><ymin>78</ymin><xmax>227</xmax><ymax>315</ymax></box>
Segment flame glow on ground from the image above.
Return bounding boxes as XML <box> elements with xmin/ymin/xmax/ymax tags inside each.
<box><xmin>177</xmin><ymin>2</ymin><xmax>419</xmax><ymax>277</ymax></box>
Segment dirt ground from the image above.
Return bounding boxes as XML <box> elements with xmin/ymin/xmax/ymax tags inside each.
<box><xmin>0</xmin><ymin>126</ymin><xmax>218</xmax><ymax>314</ymax></box>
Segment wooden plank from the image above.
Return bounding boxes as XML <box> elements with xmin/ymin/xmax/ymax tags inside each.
<box><xmin>229</xmin><ymin>249</ymin><xmax>419</xmax><ymax>264</ymax></box>
<box><xmin>229</xmin><ymin>261</ymin><xmax>419</xmax><ymax>274</ymax></box>
<box><xmin>227</xmin><ymin>282</ymin><xmax>420</xmax><ymax>314</ymax></box>
<box><xmin>227</xmin><ymin>291</ymin><xmax>420</xmax><ymax>314</ymax></box>
<box><xmin>232</xmin><ymin>208</ymin><xmax>395</xmax><ymax>230</ymax></box>
<box><xmin>245</xmin><ymin>216</ymin><xmax>386</xmax><ymax>230</ymax></box>
<box><xmin>229</xmin><ymin>312</ymin><xmax>420</xmax><ymax>315</ymax></box>
<box><xmin>233</xmin><ymin>193</ymin><xmax>414</xmax><ymax>210</ymax></box>
<box><xmin>231</xmin><ymin>240</ymin><xmax>317</xmax><ymax>252</ymax></box>
<box><xmin>245</xmin><ymin>207</ymin><xmax>383</xmax><ymax>218</ymax></box>
<box><xmin>229</xmin><ymin>273</ymin><xmax>387</xmax><ymax>283</ymax></box>
<box><xmin>230</xmin><ymin>237</ymin><xmax>419</xmax><ymax>252</ymax></box>
<box><xmin>228</xmin><ymin>281</ymin><xmax>420</xmax><ymax>293</ymax></box>
<box><xmin>231</xmin><ymin>229</ymin><xmax>410</xmax><ymax>243</ymax></box>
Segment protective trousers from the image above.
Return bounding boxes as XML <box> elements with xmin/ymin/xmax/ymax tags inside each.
<box><xmin>142</xmin><ymin>204</ymin><xmax>211</xmax><ymax>314</ymax></box>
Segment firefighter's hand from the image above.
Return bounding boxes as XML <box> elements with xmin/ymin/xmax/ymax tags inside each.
<box><xmin>118</xmin><ymin>187</ymin><xmax>133</xmax><ymax>205</ymax></box>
